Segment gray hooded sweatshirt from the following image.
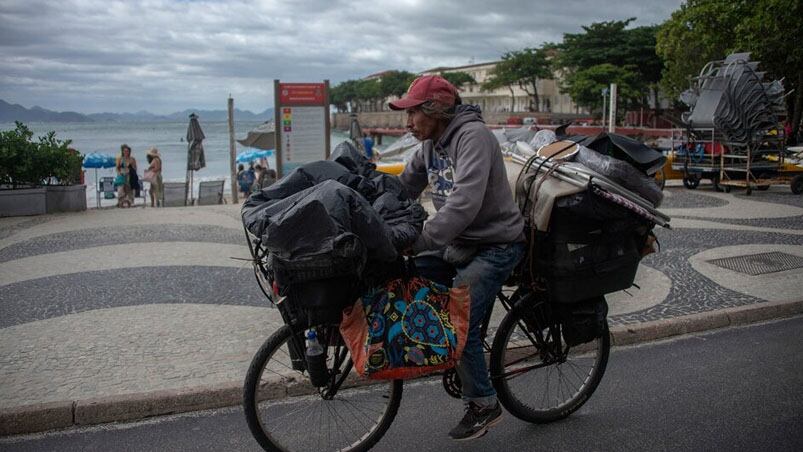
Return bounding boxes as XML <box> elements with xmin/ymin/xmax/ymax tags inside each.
<box><xmin>399</xmin><ymin>105</ymin><xmax>525</xmax><ymax>251</ymax></box>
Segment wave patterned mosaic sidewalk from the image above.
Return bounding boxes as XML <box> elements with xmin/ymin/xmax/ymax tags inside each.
<box><xmin>0</xmin><ymin>186</ymin><xmax>802</xmax><ymax>428</ymax></box>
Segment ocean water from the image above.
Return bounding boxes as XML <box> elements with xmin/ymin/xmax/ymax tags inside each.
<box><xmin>1</xmin><ymin>121</ymin><xmax>369</xmax><ymax>207</ymax></box>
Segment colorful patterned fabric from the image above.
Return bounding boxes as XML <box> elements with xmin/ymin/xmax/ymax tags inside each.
<box><xmin>340</xmin><ymin>277</ymin><xmax>469</xmax><ymax>380</ymax></box>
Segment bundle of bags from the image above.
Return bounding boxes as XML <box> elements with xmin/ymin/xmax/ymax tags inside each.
<box><xmin>241</xmin><ymin>142</ymin><xmax>428</xmax><ymax>319</ymax></box>
<box><xmin>242</xmin><ymin>142</ymin><xmax>471</xmax><ymax>378</ymax></box>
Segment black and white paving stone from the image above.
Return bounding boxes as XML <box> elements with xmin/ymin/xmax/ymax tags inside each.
<box><xmin>0</xmin><ymin>224</ymin><xmax>244</xmax><ymax>263</ymax></box>
<box><xmin>0</xmin><ymin>266</ymin><xmax>270</xmax><ymax>329</ymax></box>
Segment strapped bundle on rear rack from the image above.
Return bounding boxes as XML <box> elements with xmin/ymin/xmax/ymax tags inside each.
<box><xmin>512</xmin><ymin>140</ymin><xmax>671</xmax><ymax>305</ymax></box>
<box><xmin>241</xmin><ymin>142</ymin><xmax>428</xmax><ymax>325</ymax></box>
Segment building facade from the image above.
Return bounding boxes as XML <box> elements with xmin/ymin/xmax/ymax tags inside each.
<box><xmin>420</xmin><ymin>61</ymin><xmax>586</xmax><ymax>115</ymax></box>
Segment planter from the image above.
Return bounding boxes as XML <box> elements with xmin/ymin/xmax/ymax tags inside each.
<box><xmin>0</xmin><ymin>185</ymin><xmax>87</xmax><ymax>217</ymax></box>
<box><xmin>0</xmin><ymin>187</ymin><xmax>47</xmax><ymax>217</ymax></box>
<box><xmin>46</xmin><ymin>185</ymin><xmax>87</xmax><ymax>213</ymax></box>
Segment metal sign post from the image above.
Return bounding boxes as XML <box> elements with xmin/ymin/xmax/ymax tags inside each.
<box><xmin>273</xmin><ymin>80</ymin><xmax>330</xmax><ymax>178</ymax></box>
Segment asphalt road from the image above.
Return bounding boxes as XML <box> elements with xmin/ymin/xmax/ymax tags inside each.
<box><xmin>3</xmin><ymin>316</ymin><xmax>802</xmax><ymax>452</ymax></box>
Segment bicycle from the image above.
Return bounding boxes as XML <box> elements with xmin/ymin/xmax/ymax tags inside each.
<box><xmin>242</xmin><ymin>229</ymin><xmax>610</xmax><ymax>452</ymax></box>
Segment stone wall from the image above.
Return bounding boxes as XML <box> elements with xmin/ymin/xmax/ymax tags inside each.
<box><xmin>333</xmin><ymin>111</ymin><xmax>591</xmax><ymax>130</ymax></box>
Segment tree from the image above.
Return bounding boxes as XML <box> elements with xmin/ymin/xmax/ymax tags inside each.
<box><xmin>439</xmin><ymin>71</ymin><xmax>476</xmax><ymax>89</ymax></box>
<box><xmin>655</xmin><ymin>0</ymin><xmax>751</xmax><ymax>101</ymax></box>
<box><xmin>624</xmin><ymin>25</ymin><xmax>663</xmax><ymax>113</ymax></box>
<box><xmin>330</xmin><ymin>80</ymin><xmax>359</xmax><ymax>112</ymax></box>
<box><xmin>483</xmin><ymin>48</ymin><xmax>552</xmax><ymax>111</ymax></box>
<box><xmin>559</xmin><ymin>19</ymin><xmax>637</xmax><ymax>70</ymax></box>
<box><xmin>735</xmin><ymin>0</ymin><xmax>803</xmax><ymax>142</ymax></box>
<box><xmin>0</xmin><ymin>122</ymin><xmax>80</xmax><ymax>188</ymax></box>
<box><xmin>379</xmin><ymin>70</ymin><xmax>416</xmax><ymax>99</ymax></box>
<box><xmin>563</xmin><ymin>64</ymin><xmax>642</xmax><ymax>117</ymax></box>
<box><xmin>355</xmin><ymin>79</ymin><xmax>381</xmax><ymax>112</ymax></box>
<box><xmin>482</xmin><ymin>59</ymin><xmax>519</xmax><ymax>111</ymax></box>
<box><xmin>331</xmin><ymin>79</ymin><xmax>381</xmax><ymax>112</ymax></box>
<box><xmin>558</xmin><ymin>18</ymin><xmax>662</xmax><ymax>114</ymax></box>
<box><xmin>657</xmin><ymin>0</ymin><xmax>802</xmax><ymax>140</ymax></box>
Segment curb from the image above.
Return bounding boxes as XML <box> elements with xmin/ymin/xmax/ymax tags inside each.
<box><xmin>608</xmin><ymin>299</ymin><xmax>803</xmax><ymax>346</ymax></box>
<box><xmin>2</xmin><ymin>299</ymin><xmax>802</xmax><ymax>437</ymax></box>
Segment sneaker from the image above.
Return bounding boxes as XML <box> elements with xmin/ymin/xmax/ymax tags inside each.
<box><xmin>448</xmin><ymin>401</ymin><xmax>503</xmax><ymax>441</ymax></box>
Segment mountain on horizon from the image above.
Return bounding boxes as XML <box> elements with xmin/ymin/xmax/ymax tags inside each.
<box><xmin>0</xmin><ymin>100</ymin><xmax>90</xmax><ymax>123</ymax></box>
<box><xmin>0</xmin><ymin>99</ymin><xmax>274</xmax><ymax>123</ymax></box>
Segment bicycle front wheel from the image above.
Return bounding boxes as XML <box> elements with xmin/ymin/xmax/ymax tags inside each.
<box><xmin>490</xmin><ymin>300</ymin><xmax>610</xmax><ymax>423</ymax></box>
<box><xmin>243</xmin><ymin>325</ymin><xmax>403</xmax><ymax>452</ymax></box>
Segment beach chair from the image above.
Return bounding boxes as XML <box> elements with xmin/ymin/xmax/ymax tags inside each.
<box><xmin>162</xmin><ymin>182</ymin><xmax>188</xmax><ymax>207</ymax></box>
<box><xmin>197</xmin><ymin>180</ymin><xmax>226</xmax><ymax>205</ymax></box>
<box><xmin>100</xmin><ymin>177</ymin><xmax>116</xmax><ymax>199</ymax></box>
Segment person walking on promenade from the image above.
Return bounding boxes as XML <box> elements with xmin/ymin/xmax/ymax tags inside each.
<box><xmin>115</xmin><ymin>144</ymin><xmax>137</xmax><ymax>208</ymax></box>
<box><xmin>237</xmin><ymin>163</ymin><xmax>249</xmax><ymax>197</ymax></box>
<box><xmin>252</xmin><ymin>164</ymin><xmax>264</xmax><ymax>193</ymax></box>
<box><xmin>362</xmin><ymin>133</ymin><xmax>375</xmax><ymax>161</ymax></box>
<box><xmin>145</xmin><ymin>147</ymin><xmax>163</xmax><ymax>207</ymax></box>
<box><xmin>244</xmin><ymin>162</ymin><xmax>256</xmax><ymax>194</ymax></box>
<box><xmin>389</xmin><ymin>75</ymin><xmax>525</xmax><ymax>441</ymax></box>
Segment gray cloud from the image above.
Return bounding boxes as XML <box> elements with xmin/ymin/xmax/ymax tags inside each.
<box><xmin>0</xmin><ymin>0</ymin><xmax>682</xmax><ymax>114</ymax></box>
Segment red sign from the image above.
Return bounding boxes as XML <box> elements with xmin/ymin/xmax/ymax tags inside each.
<box><xmin>279</xmin><ymin>83</ymin><xmax>326</xmax><ymax>105</ymax></box>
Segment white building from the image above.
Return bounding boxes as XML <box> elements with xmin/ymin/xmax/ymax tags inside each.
<box><xmin>420</xmin><ymin>61</ymin><xmax>586</xmax><ymax>115</ymax></box>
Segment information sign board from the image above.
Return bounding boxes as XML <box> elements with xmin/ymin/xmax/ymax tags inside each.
<box><xmin>274</xmin><ymin>80</ymin><xmax>330</xmax><ymax>177</ymax></box>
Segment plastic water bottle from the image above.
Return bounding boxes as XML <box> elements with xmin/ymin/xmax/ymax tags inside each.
<box><xmin>305</xmin><ymin>329</ymin><xmax>328</xmax><ymax>387</ymax></box>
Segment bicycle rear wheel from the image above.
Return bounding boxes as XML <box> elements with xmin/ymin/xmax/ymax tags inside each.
<box><xmin>243</xmin><ymin>324</ymin><xmax>403</xmax><ymax>452</ymax></box>
<box><xmin>490</xmin><ymin>295</ymin><xmax>609</xmax><ymax>423</ymax></box>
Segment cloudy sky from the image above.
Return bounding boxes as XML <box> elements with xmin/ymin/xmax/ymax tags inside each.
<box><xmin>1</xmin><ymin>0</ymin><xmax>683</xmax><ymax>114</ymax></box>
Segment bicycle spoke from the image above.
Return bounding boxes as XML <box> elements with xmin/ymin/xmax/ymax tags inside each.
<box><xmin>491</xmin><ymin>300</ymin><xmax>610</xmax><ymax>422</ymax></box>
<box><xmin>244</xmin><ymin>326</ymin><xmax>401</xmax><ymax>452</ymax></box>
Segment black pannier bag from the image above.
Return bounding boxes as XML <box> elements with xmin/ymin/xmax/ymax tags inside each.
<box><xmin>532</xmin><ymin>190</ymin><xmax>651</xmax><ymax>304</ymax></box>
<box><xmin>556</xmin><ymin>296</ymin><xmax>609</xmax><ymax>346</ymax></box>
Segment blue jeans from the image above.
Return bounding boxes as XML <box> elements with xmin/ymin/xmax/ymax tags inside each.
<box><xmin>415</xmin><ymin>242</ymin><xmax>525</xmax><ymax>406</ymax></box>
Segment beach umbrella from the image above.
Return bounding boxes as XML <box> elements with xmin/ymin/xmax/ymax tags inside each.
<box><xmin>82</xmin><ymin>152</ymin><xmax>116</xmax><ymax>169</ymax></box>
<box><xmin>235</xmin><ymin>149</ymin><xmax>275</xmax><ymax>163</ymax></box>
<box><xmin>82</xmin><ymin>153</ymin><xmax>116</xmax><ymax>208</ymax></box>
<box><xmin>253</xmin><ymin>149</ymin><xmax>274</xmax><ymax>159</ymax></box>
<box><xmin>236</xmin><ymin>150</ymin><xmax>257</xmax><ymax>163</ymax></box>
<box><xmin>237</xmin><ymin>121</ymin><xmax>275</xmax><ymax>150</ymax></box>
<box><xmin>186</xmin><ymin>113</ymin><xmax>206</xmax><ymax>204</ymax></box>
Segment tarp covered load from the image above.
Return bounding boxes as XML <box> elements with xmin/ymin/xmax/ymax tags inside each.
<box><xmin>378</xmin><ymin>132</ymin><xmax>421</xmax><ymax>161</ymax></box>
<box><xmin>515</xmin><ymin>133</ymin><xmax>665</xmax><ymax>207</ymax></box>
<box><xmin>512</xmin><ymin>140</ymin><xmax>670</xmax><ymax>304</ymax></box>
<box><xmin>242</xmin><ymin>142</ymin><xmax>427</xmax><ymax>292</ymax></box>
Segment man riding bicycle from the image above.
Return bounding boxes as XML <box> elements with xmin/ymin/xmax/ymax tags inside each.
<box><xmin>389</xmin><ymin>75</ymin><xmax>525</xmax><ymax>440</ymax></box>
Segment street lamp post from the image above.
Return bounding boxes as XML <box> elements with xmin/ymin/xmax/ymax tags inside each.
<box><xmin>601</xmin><ymin>87</ymin><xmax>609</xmax><ymax>127</ymax></box>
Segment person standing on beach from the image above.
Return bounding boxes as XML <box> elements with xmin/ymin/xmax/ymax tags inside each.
<box><xmin>145</xmin><ymin>147</ymin><xmax>163</xmax><ymax>207</ymax></box>
<box><xmin>389</xmin><ymin>75</ymin><xmax>525</xmax><ymax>441</ymax></box>
<box><xmin>116</xmin><ymin>144</ymin><xmax>137</xmax><ymax>207</ymax></box>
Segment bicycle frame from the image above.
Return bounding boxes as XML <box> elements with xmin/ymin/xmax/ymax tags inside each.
<box><xmin>488</xmin><ymin>289</ymin><xmax>569</xmax><ymax>382</ymax></box>
<box><xmin>246</xmin><ymin>223</ymin><xmax>567</xmax><ymax>395</ymax></box>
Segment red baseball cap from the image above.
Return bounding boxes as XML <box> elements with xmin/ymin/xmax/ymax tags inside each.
<box><xmin>388</xmin><ymin>75</ymin><xmax>458</xmax><ymax>110</ymax></box>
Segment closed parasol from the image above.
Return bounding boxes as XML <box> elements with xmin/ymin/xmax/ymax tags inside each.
<box><xmin>186</xmin><ymin>113</ymin><xmax>206</xmax><ymax>204</ymax></box>
<box><xmin>187</xmin><ymin>113</ymin><xmax>206</xmax><ymax>171</ymax></box>
<box><xmin>348</xmin><ymin>113</ymin><xmax>365</xmax><ymax>152</ymax></box>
